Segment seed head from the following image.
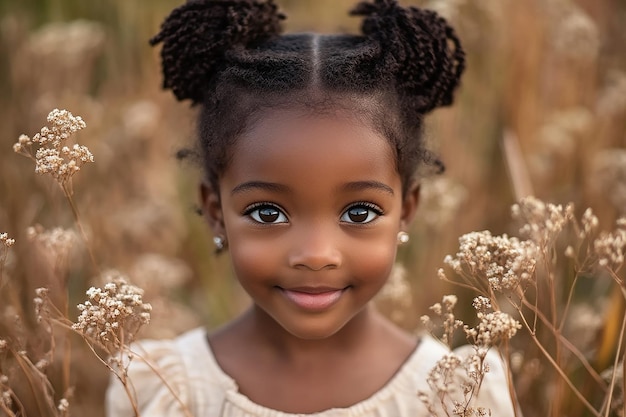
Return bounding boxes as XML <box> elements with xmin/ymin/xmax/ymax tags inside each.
<box><xmin>445</xmin><ymin>230</ymin><xmax>537</xmax><ymax>295</ymax></box>
<box><xmin>512</xmin><ymin>196</ymin><xmax>573</xmax><ymax>246</ymax></box>
<box><xmin>0</xmin><ymin>233</ymin><xmax>15</xmax><ymax>248</ymax></box>
<box><xmin>57</xmin><ymin>398</ymin><xmax>69</xmax><ymax>412</ymax></box>
<box><xmin>73</xmin><ymin>270</ymin><xmax>151</xmax><ymax>351</ymax></box>
<box><xmin>465</xmin><ymin>311</ymin><xmax>521</xmax><ymax>348</ymax></box>
<box><xmin>472</xmin><ymin>296</ymin><xmax>492</xmax><ymax>314</ymax></box>
<box><xmin>593</xmin><ymin>218</ymin><xmax>626</xmax><ymax>269</ymax></box>
<box><xmin>13</xmin><ymin>109</ymin><xmax>93</xmax><ymax>188</ymax></box>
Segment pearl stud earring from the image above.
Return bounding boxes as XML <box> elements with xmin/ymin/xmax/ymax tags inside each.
<box><xmin>213</xmin><ymin>236</ymin><xmax>225</xmax><ymax>251</ymax></box>
<box><xmin>397</xmin><ymin>231</ymin><xmax>410</xmax><ymax>245</ymax></box>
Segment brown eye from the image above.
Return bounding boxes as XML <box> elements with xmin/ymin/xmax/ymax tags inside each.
<box><xmin>341</xmin><ymin>203</ymin><xmax>382</xmax><ymax>224</ymax></box>
<box><xmin>347</xmin><ymin>207</ymin><xmax>368</xmax><ymax>223</ymax></box>
<box><xmin>259</xmin><ymin>207</ymin><xmax>280</xmax><ymax>222</ymax></box>
<box><xmin>246</xmin><ymin>204</ymin><xmax>288</xmax><ymax>224</ymax></box>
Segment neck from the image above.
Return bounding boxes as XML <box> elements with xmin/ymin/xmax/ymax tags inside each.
<box><xmin>239</xmin><ymin>304</ymin><xmax>382</xmax><ymax>359</ymax></box>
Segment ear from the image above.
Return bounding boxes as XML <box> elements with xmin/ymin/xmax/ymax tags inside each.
<box><xmin>399</xmin><ymin>182</ymin><xmax>420</xmax><ymax>231</ymax></box>
<box><xmin>200</xmin><ymin>182</ymin><xmax>226</xmax><ymax>238</ymax></box>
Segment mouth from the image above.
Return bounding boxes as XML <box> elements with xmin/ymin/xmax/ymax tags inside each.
<box><xmin>278</xmin><ymin>286</ymin><xmax>348</xmax><ymax>311</ymax></box>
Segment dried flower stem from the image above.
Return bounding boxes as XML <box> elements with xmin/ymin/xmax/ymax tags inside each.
<box><xmin>545</xmin><ymin>258</ymin><xmax>564</xmax><ymax>417</ymax></box>
<box><xmin>558</xmin><ymin>274</ymin><xmax>581</xmax><ymax>332</ymax></box>
<box><xmin>604</xmin><ymin>312</ymin><xmax>626</xmax><ymax>417</ymax></box>
<box><xmin>10</xmin><ymin>348</ymin><xmax>55</xmax><ymax>417</ymax></box>
<box><xmin>515</xmin><ymin>304</ymin><xmax>602</xmax><ymax>417</ymax></box>
<box><xmin>61</xmin><ymin>302</ymin><xmax>71</xmax><ymax>404</ymax></box>
<box><xmin>622</xmin><ymin>358</ymin><xmax>625</xmax><ymax>417</ymax></box>
<box><xmin>61</xmin><ymin>183</ymin><xmax>99</xmax><ymax>274</ymax></box>
<box><xmin>130</xmin><ymin>349</ymin><xmax>195</xmax><ymax>417</ymax></box>
<box><xmin>13</xmin><ymin>109</ymin><xmax>100</xmax><ymax>410</ymax></box>
<box><xmin>37</xmin><ymin>312</ymin><xmax>143</xmax><ymax>417</ymax></box>
<box><xmin>517</xmin><ymin>296</ymin><xmax>607</xmax><ymax>387</ymax></box>
<box><xmin>74</xmin><ymin>328</ymin><xmax>194</xmax><ymax>417</ymax></box>
<box><xmin>502</xmin><ymin>130</ymin><xmax>534</xmax><ymax>201</ymax></box>
<box><xmin>59</xmin><ymin>184</ymin><xmax>96</xmax><ymax>398</ymax></box>
<box><xmin>0</xmin><ymin>388</ymin><xmax>26</xmax><ymax>417</ymax></box>
<box><xmin>80</xmin><ymin>337</ymin><xmax>142</xmax><ymax>417</ymax></box>
<box><xmin>501</xmin><ymin>341</ymin><xmax>521</xmax><ymax>417</ymax></box>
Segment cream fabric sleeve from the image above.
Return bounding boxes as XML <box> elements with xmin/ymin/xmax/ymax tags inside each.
<box><xmin>105</xmin><ymin>339</ymin><xmax>193</xmax><ymax>417</ymax></box>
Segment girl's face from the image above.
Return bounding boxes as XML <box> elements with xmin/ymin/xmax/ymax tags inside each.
<box><xmin>203</xmin><ymin>108</ymin><xmax>419</xmax><ymax>340</ymax></box>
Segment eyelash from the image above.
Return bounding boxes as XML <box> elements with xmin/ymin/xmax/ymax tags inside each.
<box><xmin>243</xmin><ymin>202</ymin><xmax>289</xmax><ymax>224</ymax></box>
<box><xmin>346</xmin><ymin>201</ymin><xmax>384</xmax><ymax>214</ymax></box>
<box><xmin>242</xmin><ymin>201</ymin><xmax>384</xmax><ymax>225</ymax></box>
<box><xmin>341</xmin><ymin>201</ymin><xmax>384</xmax><ymax>224</ymax></box>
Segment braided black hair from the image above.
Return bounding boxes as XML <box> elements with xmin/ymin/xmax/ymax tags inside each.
<box><xmin>150</xmin><ymin>0</ymin><xmax>465</xmax><ymax>195</ymax></box>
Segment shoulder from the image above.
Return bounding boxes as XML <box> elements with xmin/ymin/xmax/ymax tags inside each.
<box><xmin>105</xmin><ymin>327</ymin><xmax>233</xmax><ymax>417</ymax></box>
<box><xmin>397</xmin><ymin>334</ymin><xmax>517</xmax><ymax>417</ymax></box>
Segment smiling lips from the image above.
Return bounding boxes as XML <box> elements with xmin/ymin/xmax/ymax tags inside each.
<box><xmin>281</xmin><ymin>287</ymin><xmax>346</xmax><ymax>311</ymax></box>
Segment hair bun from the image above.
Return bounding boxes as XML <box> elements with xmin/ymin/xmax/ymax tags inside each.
<box><xmin>351</xmin><ymin>0</ymin><xmax>465</xmax><ymax>113</ymax></box>
<box><xmin>150</xmin><ymin>0</ymin><xmax>285</xmax><ymax>104</ymax></box>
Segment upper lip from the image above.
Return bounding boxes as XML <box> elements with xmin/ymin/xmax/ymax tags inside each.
<box><xmin>281</xmin><ymin>286</ymin><xmax>346</xmax><ymax>294</ymax></box>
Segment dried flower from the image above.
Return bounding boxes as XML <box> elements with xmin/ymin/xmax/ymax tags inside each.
<box><xmin>129</xmin><ymin>253</ymin><xmax>191</xmax><ymax>291</ymax></box>
<box><xmin>418</xmin><ymin>177</ymin><xmax>468</xmax><ymax>229</ymax></box>
<box><xmin>419</xmin><ymin>348</ymin><xmax>494</xmax><ymax>416</ymax></box>
<box><xmin>425</xmin><ymin>295</ymin><xmax>464</xmax><ymax>347</ymax></box>
<box><xmin>582</xmin><ymin>208</ymin><xmax>599</xmax><ymax>237</ymax></box>
<box><xmin>546</xmin><ymin>0</ymin><xmax>599</xmax><ymax>62</ymax></box>
<box><xmin>512</xmin><ymin>196</ymin><xmax>574</xmax><ymax>245</ymax></box>
<box><xmin>564</xmin><ymin>304</ymin><xmax>604</xmax><ymax>351</ymax></box>
<box><xmin>593</xmin><ymin>218</ymin><xmax>626</xmax><ymax>269</ymax></box>
<box><xmin>427</xmin><ymin>352</ymin><xmax>464</xmax><ymax>394</ymax></box>
<box><xmin>596</xmin><ymin>71</ymin><xmax>626</xmax><ymax>116</ymax></box>
<box><xmin>122</xmin><ymin>100</ymin><xmax>161</xmax><ymax>140</ymax></box>
<box><xmin>72</xmin><ymin>270</ymin><xmax>151</xmax><ymax>351</ymax></box>
<box><xmin>465</xmin><ymin>310</ymin><xmax>521</xmax><ymax>348</ymax></box>
<box><xmin>0</xmin><ymin>233</ymin><xmax>15</xmax><ymax>248</ymax></box>
<box><xmin>27</xmin><ymin>225</ymin><xmax>77</xmax><ymax>261</ymax></box>
<box><xmin>33</xmin><ymin>287</ymin><xmax>50</xmax><ymax>322</ymax></box>
<box><xmin>1</xmin><ymin>389</ymin><xmax>12</xmax><ymax>408</ymax></box>
<box><xmin>378</xmin><ymin>264</ymin><xmax>411</xmax><ymax>303</ymax></box>
<box><xmin>35</xmin><ymin>359</ymin><xmax>50</xmax><ymax>371</ymax></box>
<box><xmin>472</xmin><ymin>296</ymin><xmax>492</xmax><ymax>313</ymax></box>
<box><xmin>28</xmin><ymin>20</ymin><xmax>105</xmax><ymax>66</ymax></box>
<box><xmin>13</xmin><ymin>109</ymin><xmax>93</xmax><ymax>188</ymax></box>
<box><xmin>590</xmin><ymin>149</ymin><xmax>626</xmax><ymax>214</ymax></box>
<box><xmin>537</xmin><ymin>108</ymin><xmax>593</xmax><ymax>160</ymax></box>
<box><xmin>375</xmin><ymin>263</ymin><xmax>413</xmax><ymax>323</ymax></box>
<box><xmin>444</xmin><ymin>230</ymin><xmax>537</xmax><ymax>295</ymax></box>
<box><xmin>57</xmin><ymin>398</ymin><xmax>69</xmax><ymax>413</ymax></box>
<box><xmin>424</xmin><ymin>0</ymin><xmax>465</xmax><ymax>21</ymax></box>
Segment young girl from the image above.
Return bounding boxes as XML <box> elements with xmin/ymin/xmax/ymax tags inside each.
<box><xmin>107</xmin><ymin>0</ymin><xmax>516</xmax><ymax>415</ymax></box>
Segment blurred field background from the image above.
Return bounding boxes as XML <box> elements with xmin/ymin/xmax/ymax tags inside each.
<box><xmin>0</xmin><ymin>0</ymin><xmax>625</xmax><ymax>416</ymax></box>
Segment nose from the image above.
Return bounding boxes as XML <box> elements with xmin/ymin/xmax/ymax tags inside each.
<box><xmin>287</xmin><ymin>223</ymin><xmax>342</xmax><ymax>271</ymax></box>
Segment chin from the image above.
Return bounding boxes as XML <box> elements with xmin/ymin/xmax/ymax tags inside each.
<box><xmin>286</xmin><ymin>328</ymin><xmax>343</xmax><ymax>341</ymax></box>
<box><xmin>277</xmin><ymin>316</ymin><xmax>351</xmax><ymax>340</ymax></box>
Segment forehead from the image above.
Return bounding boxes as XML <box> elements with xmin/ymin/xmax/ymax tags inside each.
<box><xmin>222</xmin><ymin>108</ymin><xmax>399</xmax><ymax>193</ymax></box>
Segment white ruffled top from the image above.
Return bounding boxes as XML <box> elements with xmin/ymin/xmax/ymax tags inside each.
<box><xmin>106</xmin><ymin>327</ymin><xmax>516</xmax><ymax>417</ymax></box>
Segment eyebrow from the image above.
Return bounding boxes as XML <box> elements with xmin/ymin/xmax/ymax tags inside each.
<box><xmin>231</xmin><ymin>181</ymin><xmax>291</xmax><ymax>196</ymax></box>
<box><xmin>341</xmin><ymin>181</ymin><xmax>395</xmax><ymax>196</ymax></box>
<box><xmin>230</xmin><ymin>180</ymin><xmax>394</xmax><ymax>196</ymax></box>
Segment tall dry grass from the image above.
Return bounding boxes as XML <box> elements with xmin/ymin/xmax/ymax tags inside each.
<box><xmin>0</xmin><ymin>0</ymin><xmax>625</xmax><ymax>416</ymax></box>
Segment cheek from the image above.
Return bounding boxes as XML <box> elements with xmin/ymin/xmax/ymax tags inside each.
<box><xmin>349</xmin><ymin>236</ymin><xmax>398</xmax><ymax>286</ymax></box>
<box><xmin>228</xmin><ymin>234</ymin><xmax>282</xmax><ymax>285</ymax></box>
